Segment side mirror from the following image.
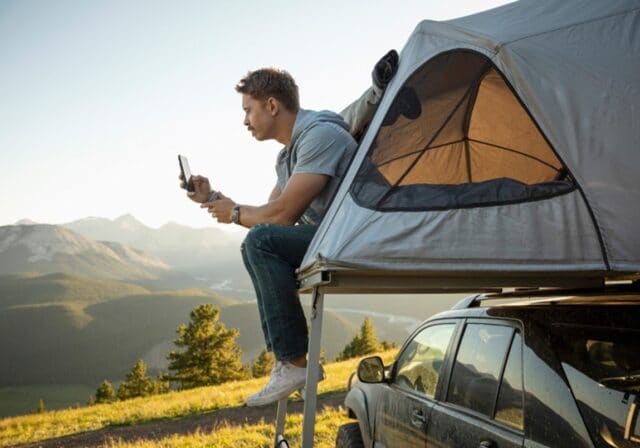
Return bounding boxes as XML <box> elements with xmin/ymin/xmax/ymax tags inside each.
<box><xmin>357</xmin><ymin>356</ymin><xmax>385</xmax><ymax>383</ymax></box>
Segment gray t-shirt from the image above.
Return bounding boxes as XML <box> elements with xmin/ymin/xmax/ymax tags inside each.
<box><xmin>275</xmin><ymin>109</ymin><xmax>357</xmax><ymax>225</ymax></box>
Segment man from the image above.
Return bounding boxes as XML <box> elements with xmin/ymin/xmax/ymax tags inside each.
<box><xmin>181</xmin><ymin>68</ymin><xmax>357</xmax><ymax>406</ymax></box>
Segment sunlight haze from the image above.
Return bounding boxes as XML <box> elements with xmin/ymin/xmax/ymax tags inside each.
<box><xmin>0</xmin><ymin>0</ymin><xmax>513</xmax><ymax>230</ymax></box>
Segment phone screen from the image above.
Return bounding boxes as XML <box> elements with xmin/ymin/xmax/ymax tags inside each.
<box><xmin>178</xmin><ymin>155</ymin><xmax>194</xmax><ymax>192</ymax></box>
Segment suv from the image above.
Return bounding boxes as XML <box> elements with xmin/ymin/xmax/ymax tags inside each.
<box><xmin>336</xmin><ymin>285</ymin><xmax>640</xmax><ymax>448</ymax></box>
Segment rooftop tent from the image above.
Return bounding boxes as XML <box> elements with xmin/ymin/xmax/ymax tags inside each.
<box><xmin>291</xmin><ymin>3</ymin><xmax>640</xmax><ymax>446</ymax></box>
<box><xmin>299</xmin><ymin>0</ymin><xmax>640</xmax><ymax>286</ymax></box>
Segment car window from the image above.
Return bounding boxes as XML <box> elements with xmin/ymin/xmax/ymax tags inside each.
<box><xmin>394</xmin><ymin>323</ymin><xmax>456</xmax><ymax>398</ymax></box>
<box><xmin>552</xmin><ymin>325</ymin><xmax>640</xmax><ymax>448</ymax></box>
<box><xmin>495</xmin><ymin>331</ymin><xmax>524</xmax><ymax>430</ymax></box>
<box><xmin>447</xmin><ymin>323</ymin><xmax>514</xmax><ymax>417</ymax></box>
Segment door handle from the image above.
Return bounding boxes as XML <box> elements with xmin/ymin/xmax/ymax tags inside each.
<box><xmin>479</xmin><ymin>440</ymin><xmax>495</xmax><ymax>448</ymax></box>
<box><xmin>410</xmin><ymin>408</ymin><xmax>426</xmax><ymax>428</ymax></box>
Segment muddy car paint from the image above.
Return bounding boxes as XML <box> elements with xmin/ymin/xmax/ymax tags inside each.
<box><xmin>341</xmin><ymin>293</ymin><xmax>640</xmax><ymax>448</ymax></box>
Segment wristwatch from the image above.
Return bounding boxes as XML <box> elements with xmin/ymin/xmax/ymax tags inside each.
<box><xmin>231</xmin><ymin>205</ymin><xmax>241</xmax><ymax>225</ymax></box>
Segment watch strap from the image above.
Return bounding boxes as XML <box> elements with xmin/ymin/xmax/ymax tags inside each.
<box><xmin>231</xmin><ymin>205</ymin><xmax>241</xmax><ymax>225</ymax></box>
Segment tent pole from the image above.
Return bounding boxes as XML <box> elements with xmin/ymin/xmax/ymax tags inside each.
<box><xmin>274</xmin><ymin>397</ymin><xmax>288</xmax><ymax>447</ymax></box>
<box><xmin>301</xmin><ymin>285</ymin><xmax>325</xmax><ymax>448</ymax></box>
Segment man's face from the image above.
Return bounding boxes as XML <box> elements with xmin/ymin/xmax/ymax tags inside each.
<box><xmin>242</xmin><ymin>94</ymin><xmax>275</xmax><ymax>141</ymax></box>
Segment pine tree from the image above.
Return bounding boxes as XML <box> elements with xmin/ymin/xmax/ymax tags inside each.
<box><xmin>359</xmin><ymin>317</ymin><xmax>382</xmax><ymax>354</ymax></box>
<box><xmin>336</xmin><ymin>317</ymin><xmax>383</xmax><ymax>361</ymax></box>
<box><xmin>94</xmin><ymin>379</ymin><xmax>116</xmax><ymax>404</ymax></box>
<box><xmin>154</xmin><ymin>372</ymin><xmax>171</xmax><ymax>395</ymax></box>
<box><xmin>251</xmin><ymin>348</ymin><xmax>275</xmax><ymax>378</ymax></box>
<box><xmin>36</xmin><ymin>399</ymin><xmax>45</xmax><ymax>414</ymax></box>
<box><xmin>117</xmin><ymin>360</ymin><xmax>156</xmax><ymax>400</ymax></box>
<box><xmin>167</xmin><ymin>304</ymin><xmax>247</xmax><ymax>389</ymax></box>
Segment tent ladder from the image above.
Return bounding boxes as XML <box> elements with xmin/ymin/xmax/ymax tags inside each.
<box><xmin>301</xmin><ymin>285</ymin><xmax>325</xmax><ymax>448</ymax></box>
<box><xmin>272</xmin><ymin>285</ymin><xmax>325</xmax><ymax>448</ymax></box>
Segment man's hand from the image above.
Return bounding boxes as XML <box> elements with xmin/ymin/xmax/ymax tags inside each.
<box><xmin>179</xmin><ymin>174</ymin><xmax>212</xmax><ymax>203</ymax></box>
<box><xmin>201</xmin><ymin>193</ymin><xmax>236</xmax><ymax>223</ymax></box>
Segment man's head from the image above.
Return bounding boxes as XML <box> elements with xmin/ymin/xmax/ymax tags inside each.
<box><xmin>236</xmin><ymin>68</ymin><xmax>299</xmax><ymax>142</ymax></box>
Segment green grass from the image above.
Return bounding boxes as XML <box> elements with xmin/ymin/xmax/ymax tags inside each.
<box><xmin>106</xmin><ymin>407</ymin><xmax>348</xmax><ymax>448</ymax></box>
<box><xmin>0</xmin><ymin>351</ymin><xmax>397</xmax><ymax>447</ymax></box>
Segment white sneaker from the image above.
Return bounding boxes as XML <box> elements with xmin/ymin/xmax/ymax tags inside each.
<box><xmin>246</xmin><ymin>362</ymin><xmax>326</xmax><ymax>407</ymax></box>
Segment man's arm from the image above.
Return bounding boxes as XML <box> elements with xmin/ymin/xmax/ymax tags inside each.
<box><xmin>268</xmin><ymin>184</ymin><xmax>282</xmax><ymax>202</ymax></box>
<box><xmin>202</xmin><ymin>173</ymin><xmax>329</xmax><ymax>228</ymax></box>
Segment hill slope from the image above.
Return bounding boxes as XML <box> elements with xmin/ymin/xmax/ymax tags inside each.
<box><xmin>0</xmin><ymin>274</ymin><xmax>361</xmax><ymax>418</ymax></box>
<box><xmin>0</xmin><ymin>273</ymin><xmax>237</xmax><ymax>389</ymax></box>
<box><xmin>0</xmin><ymin>353</ymin><xmax>397</xmax><ymax>448</ymax></box>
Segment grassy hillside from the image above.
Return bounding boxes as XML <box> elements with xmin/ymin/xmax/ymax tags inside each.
<box><xmin>0</xmin><ymin>274</ymin><xmax>238</xmax><ymax>390</ymax></box>
<box><xmin>0</xmin><ymin>273</ymin><xmax>361</xmax><ymax>419</ymax></box>
<box><xmin>0</xmin><ymin>351</ymin><xmax>397</xmax><ymax>447</ymax></box>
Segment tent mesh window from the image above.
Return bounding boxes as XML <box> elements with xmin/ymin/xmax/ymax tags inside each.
<box><xmin>351</xmin><ymin>51</ymin><xmax>576</xmax><ymax>211</ymax></box>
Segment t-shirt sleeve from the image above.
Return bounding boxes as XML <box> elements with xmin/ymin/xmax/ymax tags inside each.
<box><xmin>292</xmin><ymin>124</ymin><xmax>349</xmax><ymax>177</ymax></box>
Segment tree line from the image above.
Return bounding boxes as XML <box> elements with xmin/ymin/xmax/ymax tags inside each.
<box><xmin>87</xmin><ymin>304</ymin><xmax>395</xmax><ymax>405</ymax></box>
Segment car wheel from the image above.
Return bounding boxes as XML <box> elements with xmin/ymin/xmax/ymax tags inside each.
<box><xmin>336</xmin><ymin>422</ymin><xmax>364</xmax><ymax>448</ymax></box>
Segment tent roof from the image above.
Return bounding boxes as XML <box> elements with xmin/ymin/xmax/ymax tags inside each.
<box><xmin>300</xmin><ymin>0</ymin><xmax>640</xmax><ymax>288</ymax></box>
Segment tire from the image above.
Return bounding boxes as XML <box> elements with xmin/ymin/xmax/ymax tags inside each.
<box><xmin>335</xmin><ymin>422</ymin><xmax>365</xmax><ymax>448</ymax></box>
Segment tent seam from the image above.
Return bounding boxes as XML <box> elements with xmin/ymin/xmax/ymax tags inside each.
<box><xmin>414</xmin><ymin>28</ymin><xmax>499</xmax><ymax>56</ymax></box>
<box><xmin>575</xmin><ymin>188</ymin><xmax>611</xmax><ymax>270</ymax></box>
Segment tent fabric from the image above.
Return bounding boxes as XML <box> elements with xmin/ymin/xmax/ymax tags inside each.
<box><xmin>300</xmin><ymin>0</ymin><xmax>640</xmax><ymax>278</ymax></box>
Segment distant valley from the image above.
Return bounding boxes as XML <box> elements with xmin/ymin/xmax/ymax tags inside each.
<box><xmin>0</xmin><ymin>216</ymin><xmax>463</xmax><ymax>417</ymax></box>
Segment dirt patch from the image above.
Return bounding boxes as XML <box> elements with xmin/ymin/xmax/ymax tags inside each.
<box><xmin>12</xmin><ymin>392</ymin><xmax>346</xmax><ymax>448</ymax></box>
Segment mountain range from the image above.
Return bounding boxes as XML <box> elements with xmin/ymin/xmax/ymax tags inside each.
<box><xmin>0</xmin><ymin>224</ymin><xmax>199</xmax><ymax>290</ymax></box>
<box><xmin>62</xmin><ymin>215</ymin><xmax>251</xmax><ymax>297</ymax></box>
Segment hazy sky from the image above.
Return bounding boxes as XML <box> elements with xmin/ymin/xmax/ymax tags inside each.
<box><xmin>0</xmin><ymin>0</ymin><xmax>512</xmax><ymax>230</ymax></box>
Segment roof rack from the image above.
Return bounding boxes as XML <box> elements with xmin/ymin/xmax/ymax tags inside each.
<box><xmin>453</xmin><ymin>280</ymin><xmax>640</xmax><ymax>309</ymax></box>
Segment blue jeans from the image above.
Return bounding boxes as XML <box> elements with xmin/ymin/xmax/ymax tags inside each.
<box><xmin>240</xmin><ymin>223</ymin><xmax>318</xmax><ymax>361</ymax></box>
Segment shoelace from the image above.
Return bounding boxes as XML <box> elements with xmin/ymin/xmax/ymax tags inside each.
<box><xmin>259</xmin><ymin>361</ymin><xmax>285</xmax><ymax>393</ymax></box>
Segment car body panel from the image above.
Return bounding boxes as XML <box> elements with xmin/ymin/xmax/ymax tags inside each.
<box><xmin>341</xmin><ymin>289</ymin><xmax>640</xmax><ymax>448</ymax></box>
<box><xmin>375</xmin><ymin>384</ymin><xmax>435</xmax><ymax>447</ymax></box>
<box><xmin>427</xmin><ymin>401</ymin><xmax>524</xmax><ymax>447</ymax></box>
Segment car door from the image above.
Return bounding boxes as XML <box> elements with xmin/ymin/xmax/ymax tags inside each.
<box><xmin>374</xmin><ymin>321</ymin><xmax>458</xmax><ymax>448</ymax></box>
<box><xmin>426</xmin><ymin>320</ymin><xmax>525</xmax><ymax>448</ymax></box>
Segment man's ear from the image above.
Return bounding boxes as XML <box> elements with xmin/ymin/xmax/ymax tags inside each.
<box><xmin>266</xmin><ymin>97</ymin><xmax>279</xmax><ymax>116</ymax></box>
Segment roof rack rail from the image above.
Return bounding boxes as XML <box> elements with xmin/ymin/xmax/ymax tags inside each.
<box><xmin>452</xmin><ymin>281</ymin><xmax>640</xmax><ymax>309</ymax></box>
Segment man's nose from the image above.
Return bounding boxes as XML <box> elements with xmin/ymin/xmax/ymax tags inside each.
<box><xmin>243</xmin><ymin>115</ymin><xmax>249</xmax><ymax>126</ymax></box>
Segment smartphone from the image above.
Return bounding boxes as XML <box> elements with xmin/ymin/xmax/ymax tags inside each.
<box><xmin>178</xmin><ymin>155</ymin><xmax>194</xmax><ymax>192</ymax></box>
